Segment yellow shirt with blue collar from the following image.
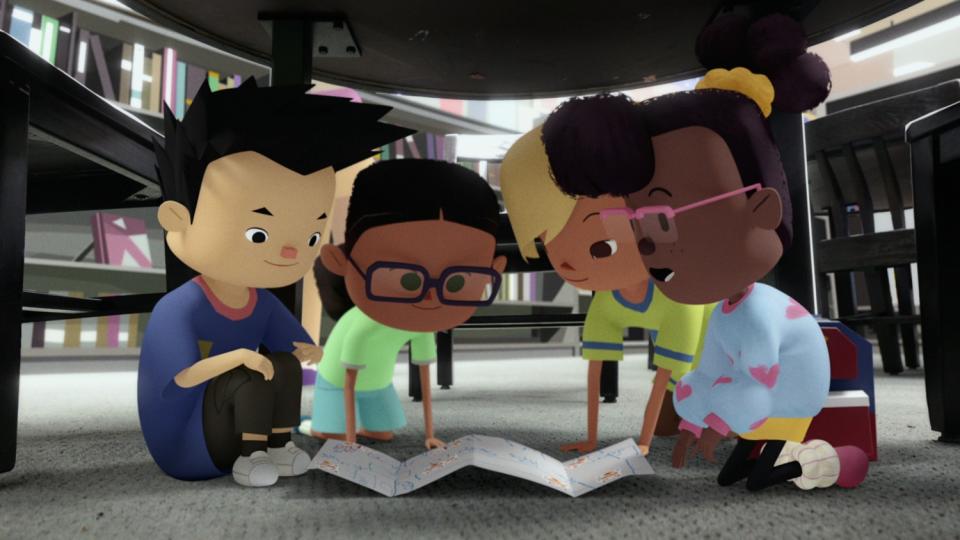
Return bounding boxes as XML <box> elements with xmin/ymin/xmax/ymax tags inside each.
<box><xmin>581</xmin><ymin>281</ymin><xmax>715</xmax><ymax>392</ymax></box>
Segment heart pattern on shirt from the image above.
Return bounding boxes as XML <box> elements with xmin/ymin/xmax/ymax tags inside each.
<box><xmin>786</xmin><ymin>298</ymin><xmax>808</xmax><ymax>320</ymax></box>
<box><xmin>675</xmin><ymin>380</ymin><xmax>693</xmax><ymax>402</ymax></box>
<box><xmin>749</xmin><ymin>364</ymin><xmax>780</xmax><ymax>389</ymax></box>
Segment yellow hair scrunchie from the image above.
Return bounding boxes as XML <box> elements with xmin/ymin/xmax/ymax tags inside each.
<box><xmin>695</xmin><ymin>67</ymin><xmax>775</xmax><ymax>118</ymax></box>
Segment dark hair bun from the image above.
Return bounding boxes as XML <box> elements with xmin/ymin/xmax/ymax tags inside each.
<box><xmin>541</xmin><ymin>94</ymin><xmax>654</xmax><ymax>197</ymax></box>
<box><xmin>696</xmin><ymin>13</ymin><xmax>831</xmax><ymax>112</ymax></box>
<box><xmin>746</xmin><ymin>14</ymin><xmax>806</xmax><ymax>74</ymax></box>
<box><xmin>770</xmin><ymin>52</ymin><xmax>832</xmax><ymax>113</ymax></box>
<box><xmin>695</xmin><ymin>13</ymin><xmax>751</xmax><ymax>70</ymax></box>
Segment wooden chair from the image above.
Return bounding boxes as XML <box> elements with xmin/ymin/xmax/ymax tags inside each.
<box><xmin>806</xmin><ymin>80</ymin><xmax>960</xmax><ymax>374</ymax></box>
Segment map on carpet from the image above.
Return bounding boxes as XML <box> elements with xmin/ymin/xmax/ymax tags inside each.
<box><xmin>309</xmin><ymin>434</ymin><xmax>654</xmax><ymax>496</ymax></box>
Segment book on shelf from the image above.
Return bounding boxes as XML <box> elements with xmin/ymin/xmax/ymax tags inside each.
<box><xmin>54</xmin><ymin>12</ymin><xmax>78</xmax><ymax>74</ymax></box>
<box><xmin>130</xmin><ymin>43</ymin><xmax>146</xmax><ymax>108</ymax></box>
<box><xmin>2</xmin><ymin>5</ymin><xmax>262</xmax><ymax>118</ymax></box>
<box><xmin>116</xmin><ymin>42</ymin><xmax>133</xmax><ymax>105</ymax></box>
<box><xmin>38</xmin><ymin>14</ymin><xmax>59</xmax><ymax>64</ymax></box>
<box><xmin>91</xmin><ymin>212</ymin><xmax>154</xmax><ymax>268</ymax></box>
<box><xmin>175</xmin><ymin>60</ymin><xmax>186</xmax><ymax>117</ymax></box>
<box><xmin>184</xmin><ymin>63</ymin><xmax>206</xmax><ymax>107</ymax></box>
<box><xmin>7</xmin><ymin>6</ymin><xmax>33</xmax><ymax>48</ymax></box>
<box><xmin>87</xmin><ymin>32</ymin><xmax>117</xmax><ymax>100</ymax></box>
<box><xmin>147</xmin><ymin>51</ymin><xmax>162</xmax><ymax>112</ymax></box>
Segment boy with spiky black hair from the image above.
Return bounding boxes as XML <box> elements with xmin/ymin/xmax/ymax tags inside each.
<box><xmin>139</xmin><ymin>78</ymin><xmax>413</xmax><ymax>487</ymax></box>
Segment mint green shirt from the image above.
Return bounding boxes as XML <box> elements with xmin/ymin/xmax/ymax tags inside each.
<box><xmin>317</xmin><ymin>306</ymin><xmax>437</xmax><ymax>391</ymax></box>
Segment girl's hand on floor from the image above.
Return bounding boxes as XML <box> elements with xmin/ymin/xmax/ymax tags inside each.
<box><xmin>425</xmin><ymin>437</ymin><xmax>446</xmax><ymax>450</ymax></box>
<box><xmin>672</xmin><ymin>430</ymin><xmax>697</xmax><ymax>469</ymax></box>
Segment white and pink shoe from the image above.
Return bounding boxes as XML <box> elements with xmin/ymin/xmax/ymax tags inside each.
<box><xmin>775</xmin><ymin>439</ymin><xmax>869</xmax><ymax>489</ymax></box>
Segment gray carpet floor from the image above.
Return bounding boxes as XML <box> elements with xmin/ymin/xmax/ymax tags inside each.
<box><xmin>1</xmin><ymin>353</ymin><xmax>958</xmax><ymax>539</ymax></box>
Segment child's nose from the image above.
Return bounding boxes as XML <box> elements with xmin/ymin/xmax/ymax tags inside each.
<box><xmin>281</xmin><ymin>246</ymin><xmax>298</xmax><ymax>259</ymax></box>
<box><xmin>560</xmin><ymin>261</ymin><xmax>576</xmax><ymax>271</ymax></box>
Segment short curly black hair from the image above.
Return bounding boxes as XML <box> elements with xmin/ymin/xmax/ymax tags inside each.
<box><xmin>540</xmin><ymin>93</ymin><xmax>653</xmax><ymax>198</ymax></box>
<box><xmin>540</xmin><ymin>14</ymin><xmax>832</xmax><ymax>249</ymax></box>
<box><xmin>154</xmin><ymin>78</ymin><xmax>414</xmax><ymax>219</ymax></box>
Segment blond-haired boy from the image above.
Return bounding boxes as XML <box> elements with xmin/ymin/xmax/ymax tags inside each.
<box><xmin>501</xmin><ymin>126</ymin><xmax>713</xmax><ymax>455</ymax></box>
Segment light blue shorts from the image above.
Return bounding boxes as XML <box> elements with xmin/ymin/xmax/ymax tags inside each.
<box><xmin>310</xmin><ymin>376</ymin><xmax>406</xmax><ymax>434</ymax></box>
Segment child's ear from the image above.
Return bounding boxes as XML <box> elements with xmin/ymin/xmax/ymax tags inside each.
<box><xmin>749</xmin><ymin>187</ymin><xmax>782</xmax><ymax>231</ymax></box>
<box><xmin>320</xmin><ymin>244</ymin><xmax>349</xmax><ymax>276</ymax></box>
<box><xmin>157</xmin><ymin>201</ymin><xmax>191</xmax><ymax>233</ymax></box>
<box><xmin>492</xmin><ymin>255</ymin><xmax>507</xmax><ymax>274</ymax></box>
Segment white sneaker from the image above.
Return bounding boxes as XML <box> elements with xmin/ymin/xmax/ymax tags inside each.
<box><xmin>232</xmin><ymin>451</ymin><xmax>279</xmax><ymax>487</ymax></box>
<box><xmin>775</xmin><ymin>439</ymin><xmax>840</xmax><ymax>490</ymax></box>
<box><xmin>267</xmin><ymin>441</ymin><xmax>311</xmax><ymax>477</ymax></box>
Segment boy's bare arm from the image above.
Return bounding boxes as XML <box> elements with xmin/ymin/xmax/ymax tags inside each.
<box><xmin>561</xmin><ymin>360</ymin><xmax>603</xmax><ymax>452</ymax></box>
<box><xmin>419</xmin><ymin>364</ymin><xmax>445</xmax><ymax>449</ymax></box>
<box><xmin>638</xmin><ymin>367</ymin><xmax>672</xmax><ymax>455</ymax></box>
<box><xmin>174</xmin><ymin>348</ymin><xmax>274</xmax><ymax>388</ymax></box>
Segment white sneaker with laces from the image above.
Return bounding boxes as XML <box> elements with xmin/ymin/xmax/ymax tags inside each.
<box><xmin>267</xmin><ymin>441</ymin><xmax>311</xmax><ymax>477</ymax></box>
<box><xmin>232</xmin><ymin>450</ymin><xmax>279</xmax><ymax>487</ymax></box>
<box><xmin>775</xmin><ymin>439</ymin><xmax>840</xmax><ymax>490</ymax></box>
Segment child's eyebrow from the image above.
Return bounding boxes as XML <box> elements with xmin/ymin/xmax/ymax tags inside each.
<box><xmin>582</xmin><ymin>212</ymin><xmax>600</xmax><ymax>222</ymax></box>
<box><xmin>252</xmin><ymin>207</ymin><xmax>273</xmax><ymax>216</ymax></box>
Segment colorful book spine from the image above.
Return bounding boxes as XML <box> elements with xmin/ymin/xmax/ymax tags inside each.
<box><xmin>54</xmin><ymin>12</ymin><xmax>77</xmax><ymax>73</ymax></box>
<box><xmin>207</xmin><ymin>70</ymin><xmax>220</xmax><ymax>91</ymax></box>
<box><xmin>175</xmin><ymin>61</ymin><xmax>186</xmax><ymax>118</ymax></box>
<box><xmin>62</xmin><ymin>291</ymin><xmax>83</xmax><ymax>347</ymax></box>
<box><xmin>118</xmin><ymin>42</ymin><xmax>133</xmax><ymax>104</ymax></box>
<box><xmin>8</xmin><ymin>6</ymin><xmax>33</xmax><ymax>48</ymax></box>
<box><xmin>91</xmin><ymin>212</ymin><xmax>153</xmax><ymax>268</ymax></box>
<box><xmin>161</xmin><ymin>47</ymin><xmax>177</xmax><ymax>111</ymax></box>
<box><xmin>88</xmin><ymin>33</ymin><xmax>116</xmax><ymax>101</ymax></box>
<box><xmin>74</xmin><ymin>28</ymin><xmax>89</xmax><ymax>83</ymax></box>
<box><xmin>31</xmin><ymin>320</ymin><xmax>45</xmax><ymax>348</ymax></box>
<box><xmin>130</xmin><ymin>43</ymin><xmax>145</xmax><ymax>108</ymax></box>
<box><xmin>185</xmin><ymin>64</ymin><xmax>206</xmax><ymax>107</ymax></box>
<box><xmin>148</xmin><ymin>52</ymin><xmax>162</xmax><ymax>112</ymax></box>
<box><xmin>127</xmin><ymin>313</ymin><xmax>142</xmax><ymax>347</ymax></box>
<box><xmin>39</xmin><ymin>15</ymin><xmax>58</xmax><ymax>63</ymax></box>
<box><xmin>405</xmin><ymin>135</ymin><xmax>421</xmax><ymax>158</ymax></box>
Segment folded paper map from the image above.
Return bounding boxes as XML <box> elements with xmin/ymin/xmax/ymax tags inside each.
<box><xmin>309</xmin><ymin>435</ymin><xmax>653</xmax><ymax>497</ymax></box>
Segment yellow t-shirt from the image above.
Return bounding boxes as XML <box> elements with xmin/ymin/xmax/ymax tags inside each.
<box><xmin>581</xmin><ymin>281</ymin><xmax>715</xmax><ymax>391</ymax></box>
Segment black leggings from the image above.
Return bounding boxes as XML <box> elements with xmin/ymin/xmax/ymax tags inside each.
<box><xmin>202</xmin><ymin>352</ymin><xmax>302</xmax><ymax>470</ymax></box>
<box><xmin>718</xmin><ymin>439</ymin><xmax>803</xmax><ymax>491</ymax></box>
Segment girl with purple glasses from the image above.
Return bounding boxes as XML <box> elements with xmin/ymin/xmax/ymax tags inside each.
<box><xmin>305</xmin><ymin>159</ymin><xmax>506</xmax><ymax>448</ymax></box>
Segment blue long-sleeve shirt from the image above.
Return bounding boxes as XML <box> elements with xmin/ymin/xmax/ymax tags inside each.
<box><xmin>137</xmin><ymin>277</ymin><xmax>311</xmax><ymax>480</ymax></box>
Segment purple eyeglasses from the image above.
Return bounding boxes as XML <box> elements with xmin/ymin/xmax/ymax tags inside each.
<box><xmin>348</xmin><ymin>257</ymin><xmax>502</xmax><ymax>306</ymax></box>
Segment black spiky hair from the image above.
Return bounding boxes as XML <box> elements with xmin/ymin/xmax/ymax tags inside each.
<box><xmin>154</xmin><ymin>78</ymin><xmax>414</xmax><ymax>217</ymax></box>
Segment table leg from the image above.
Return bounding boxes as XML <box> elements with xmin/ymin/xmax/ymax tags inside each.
<box><xmin>600</xmin><ymin>360</ymin><xmax>618</xmax><ymax>403</ymax></box>
<box><xmin>912</xmin><ymin>128</ymin><xmax>960</xmax><ymax>442</ymax></box>
<box><xmin>408</xmin><ymin>349</ymin><xmax>422</xmax><ymax>402</ymax></box>
<box><xmin>767</xmin><ymin>112</ymin><xmax>818</xmax><ymax>314</ymax></box>
<box><xmin>437</xmin><ymin>331</ymin><xmax>452</xmax><ymax>390</ymax></box>
<box><xmin>0</xmin><ymin>77</ymin><xmax>29</xmax><ymax>473</ymax></box>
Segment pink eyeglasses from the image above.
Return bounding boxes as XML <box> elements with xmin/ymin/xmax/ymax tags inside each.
<box><xmin>599</xmin><ymin>183</ymin><xmax>762</xmax><ymax>242</ymax></box>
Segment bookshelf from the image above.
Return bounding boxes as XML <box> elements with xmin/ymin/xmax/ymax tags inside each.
<box><xmin>7</xmin><ymin>0</ymin><xmax>567</xmax><ymax>357</ymax></box>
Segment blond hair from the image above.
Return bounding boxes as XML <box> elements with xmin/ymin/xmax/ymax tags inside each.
<box><xmin>500</xmin><ymin>126</ymin><xmax>577</xmax><ymax>260</ymax></box>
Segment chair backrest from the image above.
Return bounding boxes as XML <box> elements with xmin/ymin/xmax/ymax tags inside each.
<box><xmin>806</xmin><ymin>80</ymin><xmax>960</xmax><ymax>237</ymax></box>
